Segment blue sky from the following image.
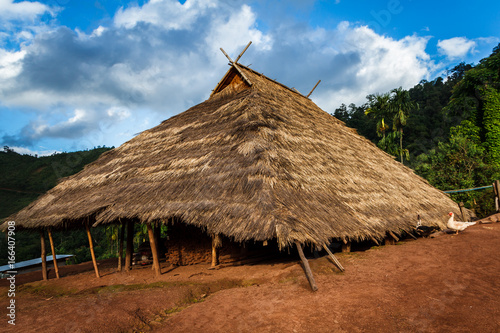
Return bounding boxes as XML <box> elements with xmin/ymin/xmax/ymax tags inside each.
<box><xmin>0</xmin><ymin>0</ymin><xmax>499</xmax><ymax>155</ymax></box>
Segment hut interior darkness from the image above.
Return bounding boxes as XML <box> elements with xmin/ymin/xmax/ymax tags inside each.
<box><xmin>2</xmin><ymin>43</ymin><xmax>461</xmax><ymax>290</ymax></box>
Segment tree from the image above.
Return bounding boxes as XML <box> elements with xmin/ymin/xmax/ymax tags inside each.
<box><xmin>390</xmin><ymin>87</ymin><xmax>417</xmax><ymax>163</ymax></box>
<box><xmin>365</xmin><ymin>93</ymin><xmax>391</xmax><ymax>139</ymax></box>
<box><xmin>482</xmin><ymin>86</ymin><xmax>500</xmax><ymax>177</ymax></box>
<box><xmin>414</xmin><ymin>121</ymin><xmax>494</xmax><ymax>214</ymax></box>
<box><xmin>333</xmin><ymin>103</ymin><xmax>349</xmax><ymax>123</ymax></box>
<box><xmin>445</xmin><ymin>43</ymin><xmax>500</xmax><ymax>177</ymax></box>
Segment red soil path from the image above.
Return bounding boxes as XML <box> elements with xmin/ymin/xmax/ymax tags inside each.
<box><xmin>1</xmin><ymin>222</ymin><xmax>500</xmax><ymax>332</ymax></box>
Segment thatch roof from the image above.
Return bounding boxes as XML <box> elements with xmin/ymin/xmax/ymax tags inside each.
<box><xmin>4</xmin><ymin>63</ymin><xmax>459</xmax><ymax>247</ymax></box>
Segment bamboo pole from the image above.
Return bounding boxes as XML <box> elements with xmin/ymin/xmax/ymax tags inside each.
<box><xmin>493</xmin><ymin>180</ymin><xmax>500</xmax><ymax>213</ymax></box>
<box><xmin>404</xmin><ymin>229</ymin><xmax>418</xmax><ymax>240</ymax></box>
<box><xmin>47</xmin><ymin>229</ymin><xmax>60</xmax><ymax>279</ymax></box>
<box><xmin>234</xmin><ymin>41</ymin><xmax>252</xmax><ymax>63</ymax></box>
<box><xmin>341</xmin><ymin>238</ymin><xmax>351</xmax><ymax>253</ymax></box>
<box><xmin>370</xmin><ymin>236</ymin><xmax>380</xmax><ymax>245</ymax></box>
<box><xmin>458</xmin><ymin>202</ymin><xmax>467</xmax><ymax>221</ymax></box>
<box><xmin>40</xmin><ymin>230</ymin><xmax>48</xmax><ymax>281</ymax></box>
<box><xmin>147</xmin><ymin>223</ymin><xmax>161</xmax><ymax>277</ymax></box>
<box><xmin>211</xmin><ymin>234</ymin><xmax>221</xmax><ymax>267</ymax></box>
<box><xmin>85</xmin><ymin>222</ymin><xmax>100</xmax><ymax>278</ymax></box>
<box><xmin>154</xmin><ymin>223</ymin><xmax>161</xmax><ymax>257</ymax></box>
<box><xmin>118</xmin><ymin>221</ymin><xmax>125</xmax><ymax>272</ymax></box>
<box><xmin>322</xmin><ymin>243</ymin><xmax>344</xmax><ymax>272</ymax></box>
<box><xmin>388</xmin><ymin>231</ymin><xmax>399</xmax><ymax>242</ymax></box>
<box><xmin>125</xmin><ymin>220</ymin><xmax>134</xmax><ymax>271</ymax></box>
<box><xmin>295</xmin><ymin>241</ymin><xmax>318</xmax><ymax>291</ymax></box>
<box><xmin>306</xmin><ymin>80</ymin><xmax>321</xmax><ymax>98</ymax></box>
<box><xmin>152</xmin><ymin>223</ymin><xmax>161</xmax><ymax>271</ymax></box>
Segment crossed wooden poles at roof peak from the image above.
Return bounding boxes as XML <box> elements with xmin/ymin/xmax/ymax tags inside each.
<box><xmin>220</xmin><ymin>41</ymin><xmax>253</xmax><ymax>87</ymax></box>
<box><xmin>219</xmin><ymin>41</ymin><xmax>321</xmax><ymax>98</ymax></box>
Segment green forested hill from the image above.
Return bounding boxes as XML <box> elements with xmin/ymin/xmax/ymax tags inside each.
<box><xmin>0</xmin><ymin>147</ymin><xmax>113</xmax><ymax>265</ymax></box>
<box><xmin>0</xmin><ymin>146</ymin><xmax>112</xmax><ymax>219</ymax></box>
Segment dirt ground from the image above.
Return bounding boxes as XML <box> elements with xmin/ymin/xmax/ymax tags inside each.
<box><xmin>1</xmin><ymin>222</ymin><xmax>500</xmax><ymax>333</ymax></box>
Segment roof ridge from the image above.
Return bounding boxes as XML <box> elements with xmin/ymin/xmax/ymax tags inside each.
<box><xmin>235</xmin><ymin>63</ymin><xmax>310</xmax><ymax>100</ymax></box>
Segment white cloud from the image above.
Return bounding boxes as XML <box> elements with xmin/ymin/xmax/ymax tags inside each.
<box><xmin>327</xmin><ymin>24</ymin><xmax>432</xmax><ymax>107</ymax></box>
<box><xmin>205</xmin><ymin>4</ymin><xmax>272</xmax><ymax>58</ymax></box>
<box><xmin>437</xmin><ymin>37</ymin><xmax>476</xmax><ymax>59</ymax></box>
<box><xmin>107</xmin><ymin>106</ymin><xmax>131</xmax><ymax>121</ymax></box>
<box><xmin>1</xmin><ymin>0</ymin><xmax>439</xmax><ymax>150</ymax></box>
<box><xmin>0</xmin><ymin>48</ymin><xmax>25</xmax><ymax>80</ymax></box>
<box><xmin>91</xmin><ymin>26</ymin><xmax>106</xmax><ymax>38</ymax></box>
<box><xmin>114</xmin><ymin>0</ymin><xmax>217</xmax><ymax>30</ymax></box>
<box><xmin>0</xmin><ymin>0</ymin><xmax>51</xmax><ymax>21</ymax></box>
<box><xmin>250</xmin><ymin>21</ymin><xmax>433</xmax><ymax>110</ymax></box>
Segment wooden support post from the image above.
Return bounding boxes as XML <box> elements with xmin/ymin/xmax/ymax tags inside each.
<box><xmin>85</xmin><ymin>222</ymin><xmax>100</xmax><ymax>278</ymax></box>
<box><xmin>458</xmin><ymin>202</ymin><xmax>467</xmax><ymax>221</ymax></box>
<box><xmin>40</xmin><ymin>230</ymin><xmax>48</xmax><ymax>281</ymax></box>
<box><xmin>147</xmin><ymin>223</ymin><xmax>161</xmax><ymax>277</ymax></box>
<box><xmin>403</xmin><ymin>229</ymin><xmax>417</xmax><ymax>240</ymax></box>
<box><xmin>494</xmin><ymin>180</ymin><xmax>500</xmax><ymax>213</ymax></box>
<box><xmin>118</xmin><ymin>221</ymin><xmax>125</xmax><ymax>272</ymax></box>
<box><xmin>322</xmin><ymin>243</ymin><xmax>345</xmax><ymax>272</ymax></box>
<box><xmin>295</xmin><ymin>241</ymin><xmax>318</xmax><ymax>291</ymax></box>
<box><xmin>47</xmin><ymin>229</ymin><xmax>60</xmax><ymax>279</ymax></box>
<box><xmin>370</xmin><ymin>236</ymin><xmax>380</xmax><ymax>245</ymax></box>
<box><xmin>211</xmin><ymin>234</ymin><xmax>221</xmax><ymax>267</ymax></box>
<box><xmin>341</xmin><ymin>238</ymin><xmax>351</xmax><ymax>253</ymax></box>
<box><xmin>388</xmin><ymin>231</ymin><xmax>399</xmax><ymax>242</ymax></box>
<box><xmin>384</xmin><ymin>237</ymin><xmax>395</xmax><ymax>245</ymax></box>
<box><xmin>151</xmin><ymin>223</ymin><xmax>161</xmax><ymax>271</ymax></box>
<box><xmin>125</xmin><ymin>220</ymin><xmax>134</xmax><ymax>271</ymax></box>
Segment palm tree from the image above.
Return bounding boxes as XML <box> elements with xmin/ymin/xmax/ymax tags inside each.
<box><xmin>390</xmin><ymin>87</ymin><xmax>417</xmax><ymax>163</ymax></box>
<box><xmin>365</xmin><ymin>93</ymin><xmax>391</xmax><ymax>139</ymax></box>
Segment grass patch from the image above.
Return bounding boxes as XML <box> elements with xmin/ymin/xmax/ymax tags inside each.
<box><xmin>17</xmin><ymin>283</ymin><xmax>75</xmax><ymax>298</ymax></box>
<box><xmin>278</xmin><ymin>276</ymin><xmax>299</xmax><ymax>284</ymax></box>
<box><xmin>94</xmin><ymin>281</ymin><xmax>190</xmax><ymax>294</ymax></box>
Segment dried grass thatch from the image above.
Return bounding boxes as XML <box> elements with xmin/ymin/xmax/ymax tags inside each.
<box><xmin>4</xmin><ymin>64</ymin><xmax>459</xmax><ymax>247</ymax></box>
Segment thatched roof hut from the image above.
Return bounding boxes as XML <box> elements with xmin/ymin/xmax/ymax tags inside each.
<box><xmin>5</xmin><ymin>62</ymin><xmax>459</xmax><ymax>249</ymax></box>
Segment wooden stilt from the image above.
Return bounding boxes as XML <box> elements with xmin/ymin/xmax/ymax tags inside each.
<box><xmin>388</xmin><ymin>231</ymin><xmax>399</xmax><ymax>242</ymax></box>
<box><xmin>403</xmin><ymin>229</ymin><xmax>417</xmax><ymax>240</ymax></box>
<box><xmin>47</xmin><ymin>229</ymin><xmax>60</xmax><ymax>279</ymax></box>
<box><xmin>154</xmin><ymin>223</ymin><xmax>161</xmax><ymax>257</ymax></box>
<box><xmin>370</xmin><ymin>236</ymin><xmax>380</xmax><ymax>245</ymax></box>
<box><xmin>384</xmin><ymin>237</ymin><xmax>395</xmax><ymax>245</ymax></box>
<box><xmin>125</xmin><ymin>220</ymin><xmax>134</xmax><ymax>271</ymax></box>
<box><xmin>295</xmin><ymin>241</ymin><xmax>318</xmax><ymax>291</ymax></box>
<box><xmin>341</xmin><ymin>239</ymin><xmax>351</xmax><ymax>253</ymax></box>
<box><xmin>211</xmin><ymin>234</ymin><xmax>221</xmax><ymax>267</ymax></box>
<box><xmin>494</xmin><ymin>180</ymin><xmax>500</xmax><ymax>213</ymax></box>
<box><xmin>40</xmin><ymin>230</ymin><xmax>48</xmax><ymax>281</ymax></box>
<box><xmin>458</xmin><ymin>202</ymin><xmax>468</xmax><ymax>221</ymax></box>
<box><xmin>152</xmin><ymin>223</ymin><xmax>161</xmax><ymax>271</ymax></box>
<box><xmin>85</xmin><ymin>222</ymin><xmax>100</xmax><ymax>278</ymax></box>
<box><xmin>322</xmin><ymin>243</ymin><xmax>345</xmax><ymax>272</ymax></box>
<box><xmin>118</xmin><ymin>221</ymin><xmax>125</xmax><ymax>272</ymax></box>
<box><xmin>147</xmin><ymin>223</ymin><xmax>161</xmax><ymax>277</ymax></box>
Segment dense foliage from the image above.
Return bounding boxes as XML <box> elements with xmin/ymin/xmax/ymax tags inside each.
<box><xmin>333</xmin><ymin>44</ymin><xmax>500</xmax><ymax>216</ymax></box>
<box><xmin>0</xmin><ymin>147</ymin><xmax>114</xmax><ymax>265</ymax></box>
